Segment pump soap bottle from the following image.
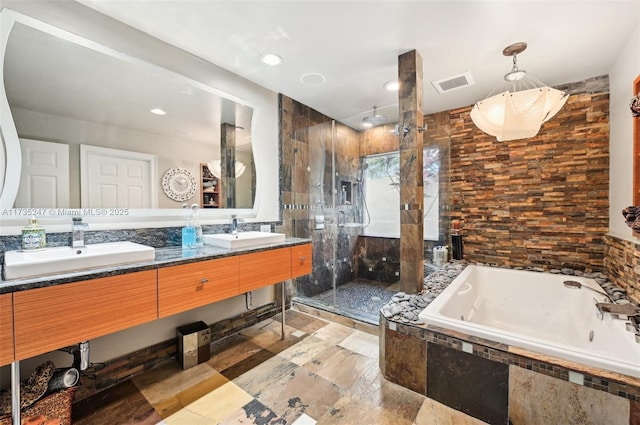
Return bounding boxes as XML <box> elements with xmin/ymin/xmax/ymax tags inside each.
<box><xmin>182</xmin><ymin>214</ymin><xmax>197</xmax><ymax>249</ymax></box>
<box><xmin>22</xmin><ymin>217</ymin><xmax>47</xmax><ymax>250</ymax></box>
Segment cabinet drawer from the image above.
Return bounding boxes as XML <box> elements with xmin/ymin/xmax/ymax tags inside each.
<box><xmin>13</xmin><ymin>270</ymin><xmax>157</xmax><ymax>360</ymax></box>
<box><xmin>158</xmin><ymin>256</ymin><xmax>239</xmax><ymax>318</ymax></box>
<box><xmin>291</xmin><ymin>244</ymin><xmax>312</xmax><ymax>278</ymax></box>
<box><xmin>0</xmin><ymin>293</ymin><xmax>14</xmax><ymax>366</ymax></box>
<box><xmin>239</xmin><ymin>247</ymin><xmax>291</xmax><ymax>292</ymax></box>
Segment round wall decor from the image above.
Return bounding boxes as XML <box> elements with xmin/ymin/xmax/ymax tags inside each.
<box><xmin>162</xmin><ymin>167</ymin><xmax>197</xmax><ymax>202</ymax></box>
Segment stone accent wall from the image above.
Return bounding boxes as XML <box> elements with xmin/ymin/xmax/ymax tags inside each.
<box><xmin>359</xmin><ymin>75</ymin><xmax>609</xmax><ymax>272</ymax></box>
<box><xmin>605</xmin><ymin>234</ymin><xmax>640</xmax><ymax>302</ymax></box>
<box><xmin>450</xmin><ymin>76</ymin><xmax>610</xmax><ymax>270</ymax></box>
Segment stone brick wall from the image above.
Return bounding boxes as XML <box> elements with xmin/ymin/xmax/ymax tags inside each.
<box><xmin>359</xmin><ymin>75</ymin><xmax>609</xmax><ymax>272</ymax></box>
<box><xmin>604</xmin><ymin>235</ymin><xmax>640</xmax><ymax>302</ymax></box>
<box><xmin>450</xmin><ymin>76</ymin><xmax>610</xmax><ymax>271</ymax></box>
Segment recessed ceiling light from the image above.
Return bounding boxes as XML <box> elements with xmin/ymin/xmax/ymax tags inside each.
<box><xmin>300</xmin><ymin>72</ymin><xmax>326</xmax><ymax>86</ymax></box>
<box><xmin>384</xmin><ymin>81</ymin><xmax>400</xmax><ymax>91</ymax></box>
<box><xmin>260</xmin><ymin>53</ymin><xmax>283</xmax><ymax>66</ymax></box>
<box><xmin>150</xmin><ymin>108</ymin><xmax>166</xmax><ymax>115</ymax></box>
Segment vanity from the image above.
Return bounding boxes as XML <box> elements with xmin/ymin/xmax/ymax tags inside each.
<box><xmin>0</xmin><ymin>238</ymin><xmax>311</xmax><ymax>423</ymax></box>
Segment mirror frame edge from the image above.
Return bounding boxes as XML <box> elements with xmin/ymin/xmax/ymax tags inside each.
<box><xmin>633</xmin><ymin>74</ymin><xmax>640</xmax><ymax>206</ymax></box>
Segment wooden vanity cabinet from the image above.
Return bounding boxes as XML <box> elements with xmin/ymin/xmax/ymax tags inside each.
<box><xmin>12</xmin><ymin>270</ymin><xmax>157</xmax><ymax>361</ymax></box>
<box><xmin>158</xmin><ymin>256</ymin><xmax>239</xmax><ymax>318</ymax></box>
<box><xmin>291</xmin><ymin>244</ymin><xmax>312</xmax><ymax>278</ymax></box>
<box><xmin>7</xmin><ymin>243</ymin><xmax>313</xmax><ymax>361</ymax></box>
<box><xmin>239</xmin><ymin>247</ymin><xmax>293</xmax><ymax>292</ymax></box>
<box><xmin>0</xmin><ymin>293</ymin><xmax>14</xmax><ymax>366</ymax></box>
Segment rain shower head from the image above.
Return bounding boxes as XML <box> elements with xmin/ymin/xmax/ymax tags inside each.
<box><xmin>362</xmin><ymin>106</ymin><xmax>387</xmax><ymax>128</ymax></box>
<box><xmin>357</xmin><ymin>162</ymin><xmax>369</xmax><ymax>182</ymax></box>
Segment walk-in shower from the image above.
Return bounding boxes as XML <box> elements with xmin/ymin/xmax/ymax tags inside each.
<box><xmin>288</xmin><ymin>120</ymin><xmax>391</xmax><ymax>323</ymax></box>
<box><xmin>290</xmin><ymin>118</ymin><xmax>449</xmax><ymax>325</ymax></box>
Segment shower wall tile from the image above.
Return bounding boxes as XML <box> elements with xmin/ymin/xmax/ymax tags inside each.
<box><xmin>356</xmin><ymin>237</ymin><xmax>401</xmax><ymax>282</ymax></box>
<box><xmin>360</xmin><ymin>124</ymin><xmax>399</xmax><ymax>156</ymax></box>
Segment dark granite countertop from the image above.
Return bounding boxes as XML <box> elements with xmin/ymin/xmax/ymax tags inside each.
<box><xmin>0</xmin><ymin>237</ymin><xmax>310</xmax><ymax>294</ymax></box>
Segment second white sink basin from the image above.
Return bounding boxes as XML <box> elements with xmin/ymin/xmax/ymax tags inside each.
<box><xmin>3</xmin><ymin>241</ymin><xmax>156</xmax><ymax>280</ymax></box>
<box><xmin>202</xmin><ymin>231</ymin><xmax>286</xmax><ymax>249</ymax></box>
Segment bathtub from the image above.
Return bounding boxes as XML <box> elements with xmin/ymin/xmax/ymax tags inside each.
<box><xmin>418</xmin><ymin>265</ymin><xmax>640</xmax><ymax>378</ymax></box>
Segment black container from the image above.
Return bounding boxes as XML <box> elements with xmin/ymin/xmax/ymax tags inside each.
<box><xmin>452</xmin><ymin>234</ymin><xmax>464</xmax><ymax>260</ymax></box>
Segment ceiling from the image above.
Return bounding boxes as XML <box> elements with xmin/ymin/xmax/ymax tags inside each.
<box><xmin>77</xmin><ymin>0</ymin><xmax>639</xmax><ymax>130</ymax></box>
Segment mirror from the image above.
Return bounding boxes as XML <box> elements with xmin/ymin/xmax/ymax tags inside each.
<box><xmin>1</xmin><ymin>12</ymin><xmax>256</xmax><ymax>213</ymax></box>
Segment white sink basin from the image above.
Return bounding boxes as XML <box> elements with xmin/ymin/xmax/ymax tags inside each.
<box><xmin>3</xmin><ymin>241</ymin><xmax>156</xmax><ymax>280</ymax></box>
<box><xmin>202</xmin><ymin>231</ymin><xmax>286</xmax><ymax>249</ymax></box>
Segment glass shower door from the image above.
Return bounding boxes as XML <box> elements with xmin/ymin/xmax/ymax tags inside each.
<box><xmin>292</xmin><ymin>120</ymin><xmax>338</xmax><ymax>310</ymax></box>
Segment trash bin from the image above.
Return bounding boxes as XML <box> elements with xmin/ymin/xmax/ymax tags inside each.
<box><xmin>176</xmin><ymin>321</ymin><xmax>210</xmax><ymax>369</ymax></box>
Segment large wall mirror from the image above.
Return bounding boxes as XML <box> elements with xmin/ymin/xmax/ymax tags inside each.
<box><xmin>0</xmin><ymin>8</ymin><xmax>277</xmax><ymax>233</ymax></box>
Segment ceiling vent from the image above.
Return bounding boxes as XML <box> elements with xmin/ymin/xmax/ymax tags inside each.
<box><xmin>431</xmin><ymin>72</ymin><xmax>475</xmax><ymax>94</ymax></box>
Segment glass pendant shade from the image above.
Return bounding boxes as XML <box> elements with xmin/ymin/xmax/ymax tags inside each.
<box><xmin>207</xmin><ymin>160</ymin><xmax>246</xmax><ymax>179</ymax></box>
<box><xmin>470</xmin><ymin>42</ymin><xmax>569</xmax><ymax>141</ymax></box>
<box><xmin>470</xmin><ymin>87</ymin><xmax>568</xmax><ymax>141</ymax></box>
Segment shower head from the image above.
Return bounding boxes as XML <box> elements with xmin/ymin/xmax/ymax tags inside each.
<box><xmin>357</xmin><ymin>162</ymin><xmax>369</xmax><ymax>182</ymax></box>
<box><xmin>563</xmin><ymin>280</ymin><xmax>582</xmax><ymax>289</ymax></box>
<box><xmin>563</xmin><ymin>280</ymin><xmax>614</xmax><ymax>302</ymax></box>
<box><xmin>362</xmin><ymin>106</ymin><xmax>387</xmax><ymax>128</ymax></box>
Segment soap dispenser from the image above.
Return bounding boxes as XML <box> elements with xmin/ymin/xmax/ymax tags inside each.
<box><xmin>182</xmin><ymin>209</ymin><xmax>197</xmax><ymax>249</ymax></box>
<box><xmin>22</xmin><ymin>217</ymin><xmax>46</xmax><ymax>250</ymax></box>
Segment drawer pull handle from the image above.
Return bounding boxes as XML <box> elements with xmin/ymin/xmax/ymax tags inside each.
<box><xmin>200</xmin><ymin>278</ymin><xmax>209</xmax><ymax>284</ymax></box>
<box><xmin>299</xmin><ymin>256</ymin><xmax>306</xmax><ymax>263</ymax></box>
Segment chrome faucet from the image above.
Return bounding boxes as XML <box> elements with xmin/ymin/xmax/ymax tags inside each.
<box><xmin>594</xmin><ymin>301</ymin><xmax>640</xmax><ymax>342</ymax></box>
<box><xmin>595</xmin><ymin>301</ymin><xmax>640</xmax><ymax>317</ymax></box>
<box><xmin>72</xmin><ymin>217</ymin><xmax>87</xmax><ymax>248</ymax></box>
<box><xmin>230</xmin><ymin>214</ymin><xmax>244</xmax><ymax>235</ymax></box>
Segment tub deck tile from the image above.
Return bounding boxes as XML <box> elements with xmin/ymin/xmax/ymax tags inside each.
<box><xmin>426</xmin><ymin>342</ymin><xmax>509</xmax><ymax>425</ymax></box>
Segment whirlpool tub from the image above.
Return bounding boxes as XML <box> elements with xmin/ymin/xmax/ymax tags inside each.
<box><xmin>418</xmin><ymin>265</ymin><xmax>640</xmax><ymax>378</ymax></box>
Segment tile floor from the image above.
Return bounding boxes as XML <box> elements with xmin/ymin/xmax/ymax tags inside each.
<box><xmin>72</xmin><ymin>310</ymin><xmax>487</xmax><ymax>425</ymax></box>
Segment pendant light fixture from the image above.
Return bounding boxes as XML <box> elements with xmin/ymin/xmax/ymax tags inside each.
<box><xmin>470</xmin><ymin>42</ymin><xmax>569</xmax><ymax>141</ymax></box>
<box><xmin>207</xmin><ymin>160</ymin><xmax>246</xmax><ymax>179</ymax></box>
<box><xmin>362</xmin><ymin>106</ymin><xmax>387</xmax><ymax>128</ymax></box>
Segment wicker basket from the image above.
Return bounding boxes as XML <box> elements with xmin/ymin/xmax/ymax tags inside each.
<box><xmin>0</xmin><ymin>387</ymin><xmax>76</xmax><ymax>425</ymax></box>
